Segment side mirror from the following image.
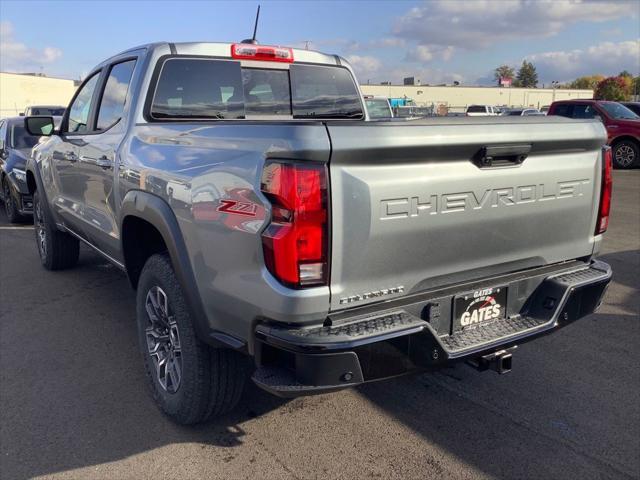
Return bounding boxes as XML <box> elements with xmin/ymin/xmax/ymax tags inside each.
<box><xmin>25</xmin><ymin>116</ymin><xmax>55</xmax><ymax>136</ymax></box>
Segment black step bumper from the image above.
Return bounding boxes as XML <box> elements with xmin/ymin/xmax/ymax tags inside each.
<box><xmin>253</xmin><ymin>260</ymin><xmax>612</xmax><ymax>397</ymax></box>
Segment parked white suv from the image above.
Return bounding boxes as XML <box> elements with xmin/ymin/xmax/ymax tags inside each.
<box><xmin>466</xmin><ymin>105</ymin><xmax>499</xmax><ymax>116</ymax></box>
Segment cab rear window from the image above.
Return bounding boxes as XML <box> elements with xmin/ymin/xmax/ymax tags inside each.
<box><xmin>149</xmin><ymin>58</ymin><xmax>363</xmax><ymax>120</ymax></box>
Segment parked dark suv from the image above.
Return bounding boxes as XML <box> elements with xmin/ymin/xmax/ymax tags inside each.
<box><xmin>548</xmin><ymin>99</ymin><xmax>639</xmax><ymax>168</ymax></box>
<box><xmin>622</xmin><ymin>102</ymin><xmax>640</xmax><ymax>117</ymax></box>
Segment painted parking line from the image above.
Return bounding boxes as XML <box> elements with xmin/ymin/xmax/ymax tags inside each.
<box><xmin>0</xmin><ymin>226</ymin><xmax>34</xmax><ymax>230</ymax></box>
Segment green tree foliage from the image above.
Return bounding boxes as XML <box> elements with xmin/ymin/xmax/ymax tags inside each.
<box><xmin>569</xmin><ymin>75</ymin><xmax>605</xmax><ymax>90</ymax></box>
<box><xmin>515</xmin><ymin>61</ymin><xmax>538</xmax><ymax>88</ymax></box>
<box><xmin>594</xmin><ymin>76</ymin><xmax>631</xmax><ymax>101</ymax></box>
<box><xmin>494</xmin><ymin>65</ymin><xmax>515</xmax><ymax>84</ymax></box>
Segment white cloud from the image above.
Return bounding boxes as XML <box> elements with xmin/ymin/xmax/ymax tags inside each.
<box><xmin>393</xmin><ymin>0</ymin><xmax>634</xmax><ymax>50</ymax></box>
<box><xmin>0</xmin><ymin>20</ymin><xmax>63</xmax><ymax>71</ymax></box>
<box><xmin>406</xmin><ymin>45</ymin><xmax>433</xmax><ymax>62</ymax></box>
<box><xmin>345</xmin><ymin>55</ymin><xmax>383</xmax><ymax>76</ymax></box>
<box><xmin>527</xmin><ymin>39</ymin><xmax>640</xmax><ymax>82</ymax></box>
<box><xmin>355</xmin><ymin>59</ymin><xmax>465</xmax><ymax>86</ymax></box>
<box><xmin>405</xmin><ymin>44</ymin><xmax>456</xmax><ymax>63</ymax></box>
<box><xmin>369</xmin><ymin>37</ymin><xmax>406</xmax><ymax>48</ymax></box>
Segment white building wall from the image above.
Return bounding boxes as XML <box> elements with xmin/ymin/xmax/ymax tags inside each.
<box><xmin>360</xmin><ymin>84</ymin><xmax>593</xmax><ymax>112</ymax></box>
<box><xmin>0</xmin><ymin>72</ymin><xmax>76</xmax><ymax>118</ymax></box>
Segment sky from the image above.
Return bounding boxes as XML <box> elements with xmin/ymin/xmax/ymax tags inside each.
<box><xmin>1</xmin><ymin>0</ymin><xmax>639</xmax><ymax>86</ymax></box>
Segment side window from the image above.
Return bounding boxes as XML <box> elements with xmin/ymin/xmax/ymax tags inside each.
<box><xmin>68</xmin><ymin>73</ymin><xmax>100</xmax><ymax>133</ymax></box>
<box><xmin>571</xmin><ymin>104</ymin><xmax>596</xmax><ymax>119</ymax></box>
<box><xmin>151</xmin><ymin>59</ymin><xmax>244</xmax><ymax>119</ymax></box>
<box><xmin>97</xmin><ymin>60</ymin><xmax>136</xmax><ymax>130</ymax></box>
<box><xmin>0</xmin><ymin>121</ymin><xmax>6</xmax><ymax>143</ymax></box>
<box><xmin>552</xmin><ymin>104</ymin><xmax>572</xmax><ymax>118</ymax></box>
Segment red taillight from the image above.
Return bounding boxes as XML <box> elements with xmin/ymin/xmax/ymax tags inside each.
<box><xmin>231</xmin><ymin>44</ymin><xmax>294</xmax><ymax>63</ymax></box>
<box><xmin>596</xmin><ymin>146</ymin><xmax>613</xmax><ymax>235</ymax></box>
<box><xmin>261</xmin><ymin>161</ymin><xmax>328</xmax><ymax>288</ymax></box>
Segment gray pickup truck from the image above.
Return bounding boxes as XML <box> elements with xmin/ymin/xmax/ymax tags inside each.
<box><xmin>24</xmin><ymin>41</ymin><xmax>613</xmax><ymax>424</ymax></box>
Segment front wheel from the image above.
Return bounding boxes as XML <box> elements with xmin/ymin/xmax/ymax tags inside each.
<box><xmin>136</xmin><ymin>253</ymin><xmax>246</xmax><ymax>424</ymax></box>
<box><xmin>33</xmin><ymin>190</ymin><xmax>79</xmax><ymax>270</ymax></box>
<box><xmin>612</xmin><ymin>140</ymin><xmax>639</xmax><ymax>169</ymax></box>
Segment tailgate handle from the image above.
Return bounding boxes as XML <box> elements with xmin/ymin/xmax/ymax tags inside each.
<box><xmin>475</xmin><ymin>144</ymin><xmax>531</xmax><ymax>168</ymax></box>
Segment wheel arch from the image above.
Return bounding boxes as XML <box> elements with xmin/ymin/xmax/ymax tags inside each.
<box><xmin>119</xmin><ymin>190</ymin><xmax>245</xmax><ymax>350</ymax></box>
<box><xmin>610</xmin><ymin>134</ymin><xmax>639</xmax><ymax>148</ymax></box>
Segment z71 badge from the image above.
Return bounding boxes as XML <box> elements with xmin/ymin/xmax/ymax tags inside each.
<box><xmin>216</xmin><ymin>199</ymin><xmax>257</xmax><ymax>217</ymax></box>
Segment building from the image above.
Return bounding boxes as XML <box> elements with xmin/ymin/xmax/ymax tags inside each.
<box><xmin>0</xmin><ymin>72</ymin><xmax>77</xmax><ymax>118</ymax></box>
<box><xmin>360</xmin><ymin>84</ymin><xmax>593</xmax><ymax>113</ymax></box>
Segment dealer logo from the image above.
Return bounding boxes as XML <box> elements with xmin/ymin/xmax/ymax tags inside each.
<box><xmin>460</xmin><ymin>287</ymin><xmax>503</xmax><ymax>326</ymax></box>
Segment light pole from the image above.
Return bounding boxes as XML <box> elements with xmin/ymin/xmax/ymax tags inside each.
<box><xmin>551</xmin><ymin>80</ymin><xmax>559</xmax><ymax>103</ymax></box>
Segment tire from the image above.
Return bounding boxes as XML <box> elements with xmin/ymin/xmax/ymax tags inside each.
<box><xmin>612</xmin><ymin>140</ymin><xmax>639</xmax><ymax>169</ymax></box>
<box><xmin>136</xmin><ymin>253</ymin><xmax>246</xmax><ymax>424</ymax></box>
<box><xmin>3</xmin><ymin>177</ymin><xmax>24</xmax><ymax>224</ymax></box>
<box><xmin>33</xmin><ymin>190</ymin><xmax>80</xmax><ymax>270</ymax></box>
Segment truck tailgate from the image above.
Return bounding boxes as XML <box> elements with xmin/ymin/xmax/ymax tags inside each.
<box><xmin>327</xmin><ymin>117</ymin><xmax>607</xmax><ymax>311</ymax></box>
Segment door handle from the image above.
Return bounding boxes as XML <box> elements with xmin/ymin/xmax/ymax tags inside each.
<box><xmin>61</xmin><ymin>151</ymin><xmax>78</xmax><ymax>162</ymax></box>
<box><xmin>474</xmin><ymin>144</ymin><xmax>531</xmax><ymax>168</ymax></box>
<box><xmin>80</xmin><ymin>155</ymin><xmax>113</xmax><ymax>169</ymax></box>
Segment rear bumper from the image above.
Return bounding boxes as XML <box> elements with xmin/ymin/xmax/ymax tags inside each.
<box><xmin>252</xmin><ymin>260</ymin><xmax>612</xmax><ymax>397</ymax></box>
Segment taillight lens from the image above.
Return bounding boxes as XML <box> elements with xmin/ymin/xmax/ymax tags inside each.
<box><xmin>231</xmin><ymin>44</ymin><xmax>294</xmax><ymax>63</ymax></box>
<box><xmin>261</xmin><ymin>161</ymin><xmax>328</xmax><ymax>288</ymax></box>
<box><xmin>596</xmin><ymin>146</ymin><xmax>613</xmax><ymax>235</ymax></box>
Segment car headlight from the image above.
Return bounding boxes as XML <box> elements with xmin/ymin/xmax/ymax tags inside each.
<box><xmin>12</xmin><ymin>168</ymin><xmax>27</xmax><ymax>183</ymax></box>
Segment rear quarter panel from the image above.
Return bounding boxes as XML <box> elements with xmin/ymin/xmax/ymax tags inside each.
<box><xmin>119</xmin><ymin>123</ymin><xmax>332</xmax><ymax>341</ymax></box>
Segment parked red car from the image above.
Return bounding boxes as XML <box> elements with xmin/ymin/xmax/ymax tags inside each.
<box><xmin>548</xmin><ymin>100</ymin><xmax>640</xmax><ymax>168</ymax></box>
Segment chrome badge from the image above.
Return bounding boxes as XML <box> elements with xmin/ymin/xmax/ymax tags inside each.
<box><xmin>339</xmin><ymin>285</ymin><xmax>405</xmax><ymax>305</ymax></box>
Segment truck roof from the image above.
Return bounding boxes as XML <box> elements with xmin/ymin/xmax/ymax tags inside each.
<box><xmin>108</xmin><ymin>41</ymin><xmax>342</xmax><ymax>67</ymax></box>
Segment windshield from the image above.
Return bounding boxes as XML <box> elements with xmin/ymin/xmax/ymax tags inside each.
<box><xmin>365</xmin><ymin>98</ymin><xmax>392</xmax><ymax>119</ymax></box>
<box><xmin>150</xmin><ymin>58</ymin><xmax>363</xmax><ymax>120</ymax></box>
<box><xmin>10</xmin><ymin>124</ymin><xmax>39</xmax><ymax>149</ymax></box>
<box><xmin>599</xmin><ymin>102</ymin><xmax>639</xmax><ymax>120</ymax></box>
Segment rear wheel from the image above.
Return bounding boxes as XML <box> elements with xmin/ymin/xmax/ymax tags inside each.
<box><xmin>136</xmin><ymin>253</ymin><xmax>246</xmax><ymax>424</ymax></box>
<box><xmin>612</xmin><ymin>140</ymin><xmax>639</xmax><ymax>169</ymax></box>
<box><xmin>3</xmin><ymin>178</ymin><xmax>24</xmax><ymax>224</ymax></box>
<box><xmin>33</xmin><ymin>190</ymin><xmax>79</xmax><ymax>270</ymax></box>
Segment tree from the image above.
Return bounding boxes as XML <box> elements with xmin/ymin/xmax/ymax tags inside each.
<box><xmin>594</xmin><ymin>76</ymin><xmax>630</xmax><ymax>101</ymax></box>
<box><xmin>619</xmin><ymin>70</ymin><xmax>633</xmax><ymax>78</ymax></box>
<box><xmin>494</xmin><ymin>65</ymin><xmax>515</xmax><ymax>85</ymax></box>
<box><xmin>569</xmin><ymin>75</ymin><xmax>605</xmax><ymax>90</ymax></box>
<box><xmin>515</xmin><ymin>61</ymin><xmax>538</xmax><ymax>88</ymax></box>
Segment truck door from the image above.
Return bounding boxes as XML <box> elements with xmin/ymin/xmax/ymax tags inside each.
<box><xmin>52</xmin><ymin>71</ymin><xmax>102</xmax><ymax>236</ymax></box>
<box><xmin>74</xmin><ymin>59</ymin><xmax>137</xmax><ymax>262</ymax></box>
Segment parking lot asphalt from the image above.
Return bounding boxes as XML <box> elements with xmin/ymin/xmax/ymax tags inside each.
<box><xmin>0</xmin><ymin>171</ymin><xmax>638</xmax><ymax>480</ymax></box>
